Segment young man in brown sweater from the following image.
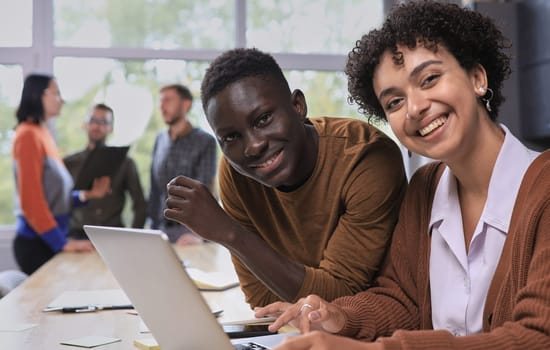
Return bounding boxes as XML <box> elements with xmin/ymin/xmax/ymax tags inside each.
<box><xmin>163</xmin><ymin>48</ymin><xmax>407</xmax><ymax>308</ymax></box>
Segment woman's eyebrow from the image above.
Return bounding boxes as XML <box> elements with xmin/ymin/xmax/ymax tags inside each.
<box><xmin>378</xmin><ymin>87</ymin><xmax>399</xmax><ymax>102</ymax></box>
<box><xmin>378</xmin><ymin>60</ymin><xmax>443</xmax><ymax>101</ymax></box>
<box><xmin>410</xmin><ymin>60</ymin><xmax>443</xmax><ymax>80</ymax></box>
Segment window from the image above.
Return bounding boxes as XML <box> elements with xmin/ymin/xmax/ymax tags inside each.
<box><xmin>248</xmin><ymin>0</ymin><xmax>383</xmax><ymax>54</ymax></box>
<box><xmin>0</xmin><ymin>0</ymin><xmax>32</xmax><ymax>47</ymax></box>
<box><xmin>0</xmin><ymin>65</ymin><xmax>23</xmax><ymax>224</ymax></box>
<box><xmin>286</xmin><ymin>70</ymin><xmax>359</xmax><ymax>117</ymax></box>
<box><xmin>53</xmin><ymin>0</ymin><xmax>234</xmax><ymax>49</ymax></box>
<box><xmin>0</xmin><ymin>0</ymin><xmax>387</xmax><ymax>225</ymax></box>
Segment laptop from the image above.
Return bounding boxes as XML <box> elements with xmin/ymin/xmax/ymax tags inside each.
<box><xmin>84</xmin><ymin>225</ymin><xmax>287</xmax><ymax>350</ymax></box>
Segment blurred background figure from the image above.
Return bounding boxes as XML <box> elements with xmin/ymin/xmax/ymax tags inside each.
<box><xmin>147</xmin><ymin>84</ymin><xmax>217</xmax><ymax>245</ymax></box>
<box><xmin>12</xmin><ymin>74</ymin><xmax>110</xmax><ymax>275</ymax></box>
<box><xmin>64</xmin><ymin>103</ymin><xmax>146</xmax><ymax>239</ymax></box>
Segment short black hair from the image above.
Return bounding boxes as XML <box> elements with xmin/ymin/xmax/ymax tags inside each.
<box><xmin>16</xmin><ymin>74</ymin><xmax>54</xmax><ymax>125</ymax></box>
<box><xmin>346</xmin><ymin>0</ymin><xmax>511</xmax><ymax>122</ymax></box>
<box><xmin>161</xmin><ymin>84</ymin><xmax>193</xmax><ymax>102</ymax></box>
<box><xmin>92</xmin><ymin>103</ymin><xmax>114</xmax><ymax>123</ymax></box>
<box><xmin>200</xmin><ymin>48</ymin><xmax>290</xmax><ymax>112</ymax></box>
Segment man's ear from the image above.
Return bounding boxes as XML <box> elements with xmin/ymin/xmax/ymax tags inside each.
<box><xmin>182</xmin><ymin>99</ymin><xmax>192</xmax><ymax>114</ymax></box>
<box><xmin>291</xmin><ymin>89</ymin><xmax>308</xmax><ymax>120</ymax></box>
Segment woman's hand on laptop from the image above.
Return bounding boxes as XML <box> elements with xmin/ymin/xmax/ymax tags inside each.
<box><xmin>254</xmin><ymin>295</ymin><xmax>346</xmax><ymax>335</ymax></box>
<box><xmin>164</xmin><ymin>175</ymin><xmax>240</xmax><ymax>244</ymax></box>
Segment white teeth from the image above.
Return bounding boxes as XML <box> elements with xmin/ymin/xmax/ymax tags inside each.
<box><xmin>259</xmin><ymin>158</ymin><xmax>274</xmax><ymax>167</ymax></box>
<box><xmin>419</xmin><ymin>116</ymin><xmax>447</xmax><ymax>136</ymax></box>
<box><xmin>253</xmin><ymin>151</ymin><xmax>280</xmax><ymax>168</ymax></box>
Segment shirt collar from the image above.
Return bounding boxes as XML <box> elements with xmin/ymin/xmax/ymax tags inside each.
<box><xmin>429</xmin><ymin>124</ymin><xmax>539</xmax><ymax>234</ymax></box>
<box><xmin>429</xmin><ymin>166</ymin><xmax>458</xmax><ymax>233</ymax></box>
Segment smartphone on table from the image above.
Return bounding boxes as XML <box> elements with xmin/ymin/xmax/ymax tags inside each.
<box><xmin>223</xmin><ymin>324</ymin><xmax>275</xmax><ymax>339</ymax></box>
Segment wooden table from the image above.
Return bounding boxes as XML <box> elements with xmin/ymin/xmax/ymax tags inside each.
<box><xmin>0</xmin><ymin>242</ymin><xmax>254</xmax><ymax>349</ymax></box>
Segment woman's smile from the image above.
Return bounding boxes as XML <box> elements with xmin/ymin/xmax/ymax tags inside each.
<box><xmin>419</xmin><ymin>115</ymin><xmax>448</xmax><ymax>136</ymax></box>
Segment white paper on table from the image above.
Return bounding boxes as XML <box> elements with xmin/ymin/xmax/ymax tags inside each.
<box><xmin>186</xmin><ymin>268</ymin><xmax>239</xmax><ymax>291</ymax></box>
<box><xmin>0</xmin><ymin>323</ymin><xmax>38</xmax><ymax>332</ymax></box>
<box><xmin>47</xmin><ymin>289</ymin><xmax>131</xmax><ymax>308</ymax></box>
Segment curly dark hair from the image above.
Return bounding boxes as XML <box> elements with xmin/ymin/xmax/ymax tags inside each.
<box><xmin>345</xmin><ymin>0</ymin><xmax>511</xmax><ymax>122</ymax></box>
<box><xmin>200</xmin><ymin>48</ymin><xmax>290</xmax><ymax>112</ymax></box>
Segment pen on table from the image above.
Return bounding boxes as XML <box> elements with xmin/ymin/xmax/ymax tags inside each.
<box><xmin>212</xmin><ymin>309</ymin><xmax>223</xmax><ymax>317</ymax></box>
<box><xmin>42</xmin><ymin>304</ymin><xmax>134</xmax><ymax>313</ymax></box>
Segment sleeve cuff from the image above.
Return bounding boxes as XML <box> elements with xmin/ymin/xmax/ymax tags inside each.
<box><xmin>78</xmin><ymin>190</ymin><xmax>87</xmax><ymax>202</ymax></box>
<box><xmin>40</xmin><ymin>227</ymin><xmax>67</xmax><ymax>253</ymax></box>
<box><xmin>72</xmin><ymin>190</ymin><xmax>87</xmax><ymax>207</ymax></box>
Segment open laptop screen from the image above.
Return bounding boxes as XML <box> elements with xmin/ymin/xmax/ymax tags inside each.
<box><xmin>84</xmin><ymin>225</ymin><xmax>285</xmax><ymax>350</ymax></box>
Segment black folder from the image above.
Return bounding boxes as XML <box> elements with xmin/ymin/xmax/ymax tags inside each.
<box><xmin>73</xmin><ymin>146</ymin><xmax>129</xmax><ymax>190</ymax></box>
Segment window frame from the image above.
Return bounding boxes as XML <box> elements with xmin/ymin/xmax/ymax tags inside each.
<box><xmin>0</xmin><ymin>0</ymin><xmax>395</xmax><ymax>227</ymax></box>
<box><xmin>0</xmin><ymin>0</ymin><xmax>376</xmax><ymax>75</ymax></box>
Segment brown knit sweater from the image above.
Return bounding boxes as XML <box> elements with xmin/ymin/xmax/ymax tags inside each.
<box><xmin>333</xmin><ymin>150</ymin><xmax>550</xmax><ymax>350</ymax></box>
<box><xmin>219</xmin><ymin>117</ymin><xmax>407</xmax><ymax>307</ymax></box>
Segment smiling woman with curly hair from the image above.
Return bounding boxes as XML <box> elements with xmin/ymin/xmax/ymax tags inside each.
<box><xmin>346</xmin><ymin>0</ymin><xmax>511</xmax><ymax>123</ymax></box>
<box><xmin>255</xmin><ymin>1</ymin><xmax>550</xmax><ymax>349</ymax></box>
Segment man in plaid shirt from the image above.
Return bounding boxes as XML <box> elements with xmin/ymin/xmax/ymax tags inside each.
<box><xmin>147</xmin><ymin>84</ymin><xmax>217</xmax><ymax>245</ymax></box>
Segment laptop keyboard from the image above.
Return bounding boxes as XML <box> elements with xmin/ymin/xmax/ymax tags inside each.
<box><xmin>234</xmin><ymin>342</ymin><xmax>268</xmax><ymax>350</ymax></box>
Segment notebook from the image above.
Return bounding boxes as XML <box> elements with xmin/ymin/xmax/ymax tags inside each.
<box><xmin>84</xmin><ymin>225</ymin><xmax>287</xmax><ymax>350</ymax></box>
<box><xmin>71</xmin><ymin>146</ymin><xmax>129</xmax><ymax>190</ymax></box>
<box><xmin>186</xmin><ymin>268</ymin><xmax>240</xmax><ymax>291</ymax></box>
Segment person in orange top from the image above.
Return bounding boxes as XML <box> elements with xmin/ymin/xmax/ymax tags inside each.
<box><xmin>12</xmin><ymin>74</ymin><xmax>110</xmax><ymax>275</ymax></box>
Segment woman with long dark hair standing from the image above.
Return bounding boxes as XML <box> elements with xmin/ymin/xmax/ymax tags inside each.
<box><xmin>12</xmin><ymin>74</ymin><xmax>110</xmax><ymax>275</ymax></box>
